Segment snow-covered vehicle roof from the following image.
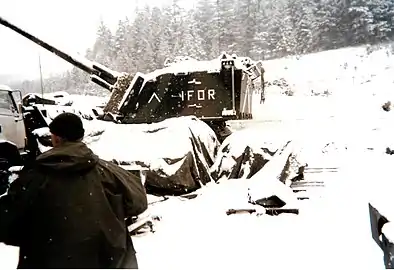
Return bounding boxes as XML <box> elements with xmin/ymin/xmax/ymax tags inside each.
<box><xmin>0</xmin><ymin>84</ymin><xmax>12</xmax><ymax>91</ymax></box>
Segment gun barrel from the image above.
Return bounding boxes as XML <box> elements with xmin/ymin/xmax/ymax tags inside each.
<box><xmin>0</xmin><ymin>16</ymin><xmax>119</xmax><ymax>90</ymax></box>
<box><xmin>0</xmin><ymin>16</ymin><xmax>95</xmax><ymax>74</ymax></box>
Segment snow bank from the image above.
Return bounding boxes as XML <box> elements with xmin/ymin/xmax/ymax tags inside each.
<box><xmin>263</xmin><ymin>44</ymin><xmax>394</xmax><ymax>99</ymax></box>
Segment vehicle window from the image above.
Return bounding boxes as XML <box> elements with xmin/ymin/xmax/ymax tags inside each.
<box><xmin>0</xmin><ymin>91</ymin><xmax>14</xmax><ymax>112</ymax></box>
<box><xmin>11</xmin><ymin>91</ymin><xmax>21</xmax><ymax>109</ymax></box>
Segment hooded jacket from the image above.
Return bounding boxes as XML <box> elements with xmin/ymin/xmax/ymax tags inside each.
<box><xmin>0</xmin><ymin>142</ymin><xmax>148</xmax><ymax>269</ymax></box>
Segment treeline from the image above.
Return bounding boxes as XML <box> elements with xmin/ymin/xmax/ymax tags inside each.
<box><xmin>11</xmin><ymin>0</ymin><xmax>394</xmax><ymax>95</ymax></box>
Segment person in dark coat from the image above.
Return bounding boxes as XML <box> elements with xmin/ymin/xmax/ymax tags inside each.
<box><xmin>0</xmin><ymin>112</ymin><xmax>148</xmax><ymax>269</ymax></box>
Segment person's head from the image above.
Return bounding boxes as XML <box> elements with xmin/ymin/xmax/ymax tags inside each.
<box><xmin>48</xmin><ymin>112</ymin><xmax>85</xmax><ymax>147</ymax></box>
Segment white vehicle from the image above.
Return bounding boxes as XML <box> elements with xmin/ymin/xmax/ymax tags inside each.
<box><xmin>0</xmin><ymin>84</ymin><xmax>51</xmax><ymax>195</ymax></box>
<box><xmin>0</xmin><ymin>84</ymin><xmax>26</xmax><ymax>151</ymax></box>
<box><xmin>0</xmin><ymin>84</ymin><xmax>26</xmax><ymax>194</ymax></box>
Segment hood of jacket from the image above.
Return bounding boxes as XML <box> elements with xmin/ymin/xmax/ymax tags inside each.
<box><xmin>35</xmin><ymin>141</ymin><xmax>99</xmax><ymax>173</ymax></box>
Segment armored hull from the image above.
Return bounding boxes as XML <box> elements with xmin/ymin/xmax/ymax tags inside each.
<box><xmin>119</xmin><ymin>56</ymin><xmax>262</xmax><ymax>124</ymax></box>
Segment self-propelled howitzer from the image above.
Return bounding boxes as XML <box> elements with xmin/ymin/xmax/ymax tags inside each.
<box><xmin>0</xmin><ymin>16</ymin><xmax>265</xmax><ymax>132</ymax></box>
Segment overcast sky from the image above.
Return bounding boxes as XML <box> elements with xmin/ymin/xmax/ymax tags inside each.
<box><xmin>0</xmin><ymin>0</ymin><xmax>192</xmax><ymax>80</ymax></box>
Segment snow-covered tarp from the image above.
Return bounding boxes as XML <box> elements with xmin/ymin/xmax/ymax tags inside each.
<box><xmin>89</xmin><ymin>116</ymin><xmax>220</xmax><ymax>195</ymax></box>
<box><xmin>246</xmin><ymin>140</ymin><xmax>300</xmax><ymax>208</ymax></box>
<box><xmin>211</xmin><ymin>127</ymin><xmax>305</xmax><ymax>184</ymax></box>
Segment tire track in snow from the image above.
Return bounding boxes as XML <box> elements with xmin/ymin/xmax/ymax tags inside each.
<box><xmin>292</xmin><ymin>166</ymin><xmax>340</xmax><ymax>202</ymax></box>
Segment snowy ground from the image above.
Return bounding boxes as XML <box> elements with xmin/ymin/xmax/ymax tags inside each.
<box><xmin>2</xmin><ymin>44</ymin><xmax>394</xmax><ymax>268</ymax></box>
<box><xmin>134</xmin><ymin>44</ymin><xmax>394</xmax><ymax>269</ymax></box>
<box><xmin>132</xmin><ymin>131</ymin><xmax>385</xmax><ymax>268</ymax></box>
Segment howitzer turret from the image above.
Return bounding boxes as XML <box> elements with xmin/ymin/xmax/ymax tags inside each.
<box><xmin>0</xmin><ymin>16</ymin><xmax>265</xmax><ymax>135</ymax></box>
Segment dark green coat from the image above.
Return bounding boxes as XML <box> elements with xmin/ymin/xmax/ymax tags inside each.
<box><xmin>0</xmin><ymin>142</ymin><xmax>148</xmax><ymax>269</ymax></box>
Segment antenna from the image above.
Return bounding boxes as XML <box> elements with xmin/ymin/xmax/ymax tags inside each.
<box><xmin>38</xmin><ymin>53</ymin><xmax>45</xmax><ymax>99</ymax></box>
<box><xmin>217</xmin><ymin>0</ymin><xmax>220</xmax><ymax>53</ymax></box>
